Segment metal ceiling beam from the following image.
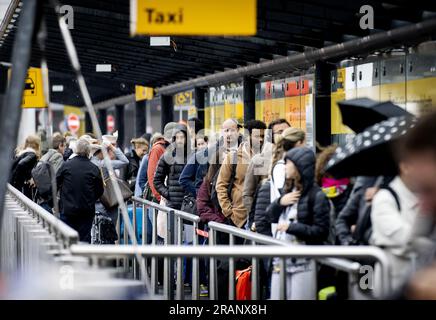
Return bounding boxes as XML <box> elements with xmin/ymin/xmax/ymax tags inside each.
<box><xmin>158</xmin><ymin>18</ymin><xmax>436</xmax><ymax>95</ymax></box>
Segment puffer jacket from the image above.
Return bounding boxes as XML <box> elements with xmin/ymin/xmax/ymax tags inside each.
<box><xmin>253</xmin><ymin>179</ymin><xmax>272</xmax><ymax>237</ymax></box>
<box><xmin>153</xmin><ymin>144</ymin><xmax>188</xmax><ymax>210</ymax></box>
<box><xmin>266</xmin><ymin>147</ymin><xmax>330</xmax><ymax>245</ymax></box>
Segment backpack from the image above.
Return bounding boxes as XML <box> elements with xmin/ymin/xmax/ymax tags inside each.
<box><xmin>91</xmin><ymin>212</ymin><xmax>118</xmax><ymax>244</ymax></box>
<box><xmin>31</xmin><ymin>160</ymin><xmax>55</xmax><ymax>200</ymax></box>
<box><xmin>353</xmin><ymin>186</ymin><xmax>401</xmax><ymax>245</ymax></box>
<box><xmin>210</xmin><ymin>151</ymin><xmax>238</xmax><ymax>211</ymax></box>
<box><xmin>235</xmin><ymin>266</ymin><xmax>252</xmax><ymax>300</ymax></box>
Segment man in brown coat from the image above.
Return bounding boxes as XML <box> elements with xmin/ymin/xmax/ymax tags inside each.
<box><xmin>216</xmin><ymin>120</ymin><xmax>266</xmax><ymax>228</ymax></box>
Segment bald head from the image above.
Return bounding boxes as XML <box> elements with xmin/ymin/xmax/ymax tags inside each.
<box><xmin>221</xmin><ymin>118</ymin><xmax>240</xmax><ymax>148</ymax></box>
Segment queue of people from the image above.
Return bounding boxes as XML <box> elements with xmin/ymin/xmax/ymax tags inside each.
<box><xmin>8</xmin><ymin>111</ymin><xmax>436</xmax><ymax>300</ymax></box>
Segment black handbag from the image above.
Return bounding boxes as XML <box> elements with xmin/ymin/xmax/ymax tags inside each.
<box><xmin>181</xmin><ymin>194</ymin><xmax>198</xmax><ymax>215</ymax></box>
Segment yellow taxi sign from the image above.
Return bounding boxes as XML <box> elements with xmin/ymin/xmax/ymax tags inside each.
<box><xmin>130</xmin><ymin>0</ymin><xmax>257</xmax><ymax>36</ymax></box>
<box><xmin>11</xmin><ymin>67</ymin><xmax>46</xmax><ymax>108</ymax></box>
<box><xmin>135</xmin><ymin>85</ymin><xmax>154</xmax><ymax>101</ymax></box>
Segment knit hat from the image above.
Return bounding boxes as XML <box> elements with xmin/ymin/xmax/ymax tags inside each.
<box><xmin>281</xmin><ymin>127</ymin><xmax>306</xmax><ymax>142</ymax></box>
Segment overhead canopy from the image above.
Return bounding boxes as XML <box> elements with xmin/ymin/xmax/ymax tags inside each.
<box><xmin>0</xmin><ymin>0</ymin><xmax>436</xmax><ymax>106</ymax></box>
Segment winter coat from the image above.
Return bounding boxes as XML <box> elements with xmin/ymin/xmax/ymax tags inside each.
<box><xmin>370</xmin><ymin>176</ymin><xmax>420</xmax><ymax>291</ymax></box>
<box><xmin>335</xmin><ymin>188</ymin><xmax>368</xmax><ymax>245</ymax></box>
<box><xmin>266</xmin><ymin>147</ymin><xmax>330</xmax><ymax>245</ymax></box>
<box><xmin>40</xmin><ymin>149</ymin><xmax>64</xmax><ymax>174</ymax></box>
<box><xmin>197</xmin><ymin>178</ymin><xmax>226</xmax><ymax>224</ymax></box>
<box><xmin>147</xmin><ymin>140</ymin><xmax>169</xmax><ymax>202</ymax></box>
<box><xmin>253</xmin><ymin>179</ymin><xmax>273</xmax><ymax>237</ymax></box>
<box><xmin>10</xmin><ymin>148</ymin><xmax>38</xmax><ymax>197</ymax></box>
<box><xmin>216</xmin><ymin>142</ymin><xmax>252</xmax><ymax>228</ymax></box>
<box><xmin>179</xmin><ymin>142</ymin><xmax>220</xmax><ymax>197</ymax></box>
<box><xmin>243</xmin><ymin>142</ymin><xmax>273</xmax><ymax>212</ymax></box>
<box><xmin>56</xmin><ymin>155</ymin><xmax>104</xmax><ymax>218</ymax></box>
<box><xmin>123</xmin><ymin>149</ymin><xmax>142</xmax><ymax>190</ymax></box>
<box><xmin>153</xmin><ymin>144</ymin><xmax>188</xmax><ymax>210</ymax></box>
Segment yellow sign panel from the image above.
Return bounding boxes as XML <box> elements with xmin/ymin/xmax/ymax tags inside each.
<box><xmin>130</xmin><ymin>0</ymin><xmax>256</xmax><ymax>36</ymax></box>
<box><xmin>175</xmin><ymin>91</ymin><xmax>193</xmax><ymax>106</ymax></box>
<box><xmin>21</xmin><ymin>68</ymin><xmax>46</xmax><ymax>108</ymax></box>
<box><xmin>135</xmin><ymin>85</ymin><xmax>154</xmax><ymax>101</ymax></box>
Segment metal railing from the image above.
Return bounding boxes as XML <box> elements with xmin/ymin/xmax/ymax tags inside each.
<box><xmin>208</xmin><ymin>221</ymin><xmax>390</xmax><ymax>299</ymax></box>
<box><xmin>70</xmin><ymin>244</ymin><xmax>392</xmax><ymax>299</ymax></box>
<box><xmin>120</xmin><ymin>197</ymin><xmax>202</xmax><ymax>300</ymax></box>
<box><xmin>6</xmin><ymin>184</ymin><xmax>79</xmax><ymax>247</ymax></box>
<box><xmin>110</xmin><ymin>198</ymin><xmax>393</xmax><ymax>300</ymax></box>
<box><xmin>1</xmin><ymin>184</ymin><xmax>79</xmax><ymax>282</ymax></box>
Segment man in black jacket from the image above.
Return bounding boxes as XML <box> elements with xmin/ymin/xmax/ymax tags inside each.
<box><xmin>56</xmin><ymin>139</ymin><xmax>104</xmax><ymax>242</ymax></box>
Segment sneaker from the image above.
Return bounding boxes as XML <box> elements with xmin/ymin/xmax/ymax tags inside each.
<box><xmin>200</xmin><ymin>284</ymin><xmax>208</xmax><ymax>297</ymax></box>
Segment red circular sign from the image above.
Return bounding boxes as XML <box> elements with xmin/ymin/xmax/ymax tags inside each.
<box><xmin>107</xmin><ymin>115</ymin><xmax>115</xmax><ymax>133</ymax></box>
<box><xmin>67</xmin><ymin>113</ymin><xmax>80</xmax><ymax>134</ymax></box>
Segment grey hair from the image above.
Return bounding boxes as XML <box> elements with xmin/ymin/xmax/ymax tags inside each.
<box><xmin>76</xmin><ymin>138</ymin><xmax>91</xmax><ymax>157</ymax></box>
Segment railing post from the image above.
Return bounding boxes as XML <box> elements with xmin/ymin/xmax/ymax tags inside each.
<box><xmin>176</xmin><ymin>216</ymin><xmax>184</xmax><ymax>300</ymax></box>
<box><xmin>228</xmin><ymin>234</ymin><xmax>235</xmax><ymax>300</ymax></box>
<box><xmin>192</xmin><ymin>221</ymin><xmax>199</xmax><ymax>300</ymax></box>
<box><xmin>251</xmin><ymin>240</ymin><xmax>259</xmax><ymax>300</ymax></box>
<box><xmin>209</xmin><ymin>228</ymin><xmax>217</xmax><ymax>300</ymax></box>
<box><xmin>164</xmin><ymin>209</ymin><xmax>175</xmax><ymax>300</ymax></box>
<box><xmin>132</xmin><ymin>200</ymin><xmax>137</xmax><ymax>279</ymax></box>
<box><xmin>279</xmin><ymin>258</ymin><xmax>287</xmax><ymax>300</ymax></box>
<box><xmin>151</xmin><ymin>207</ymin><xmax>158</xmax><ymax>295</ymax></box>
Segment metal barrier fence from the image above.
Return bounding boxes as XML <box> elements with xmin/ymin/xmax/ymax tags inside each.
<box><xmin>1</xmin><ymin>184</ymin><xmax>79</xmax><ymax>280</ymax></box>
<box><xmin>116</xmin><ymin>198</ymin><xmax>392</xmax><ymax>300</ymax></box>
<box><xmin>208</xmin><ymin>222</ymin><xmax>391</xmax><ymax>299</ymax></box>
<box><xmin>70</xmin><ymin>244</ymin><xmax>392</xmax><ymax>299</ymax></box>
<box><xmin>119</xmin><ymin>197</ymin><xmax>202</xmax><ymax>299</ymax></box>
<box><xmin>1</xmin><ymin>185</ymin><xmax>149</xmax><ymax>299</ymax></box>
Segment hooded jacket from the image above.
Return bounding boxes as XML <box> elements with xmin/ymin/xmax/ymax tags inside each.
<box><xmin>266</xmin><ymin>147</ymin><xmax>330</xmax><ymax>245</ymax></box>
<box><xmin>153</xmin><ymin>126</ymin><xmax>188</xmax><ymax>210</ymax></box>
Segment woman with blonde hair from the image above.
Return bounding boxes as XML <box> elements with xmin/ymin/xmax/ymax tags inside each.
<box><xmin>10</xmin><ymin>135</ymin><xmax>41</xmax><ymax>198</ymax></box>
<box><xmin>270</xmin><ymin>127</ymin><xmax>306</xmax><ymax>202</ymax></box>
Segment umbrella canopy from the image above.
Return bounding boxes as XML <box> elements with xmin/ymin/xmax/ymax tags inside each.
<box><xmin>338</xmin><ymin>98</ymin><xmax>413</xmax><ymax>133</ymax></box>
<box><xmin>325</xmin><ymin>116</ymin><xmax>417</xmax><ymax>178</ymax></box>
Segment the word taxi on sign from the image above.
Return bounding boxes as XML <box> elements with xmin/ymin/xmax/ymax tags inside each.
<box><xmin>130</xmin><ymin>0</ymin><xmax>257</xmax><ymax>36</ymax></box>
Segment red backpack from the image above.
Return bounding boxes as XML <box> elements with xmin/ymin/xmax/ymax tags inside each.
<box><xmin>236</xmin><ymin>266</ymin><xmax>252</xmax><ymax>300</ymax></box>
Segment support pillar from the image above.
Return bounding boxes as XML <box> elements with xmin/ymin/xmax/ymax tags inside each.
<box><xmin>243</xmin><ymin>76</ymin><xmax>257</xmax><ymax>122</ymax></box>
<box><xmin>161</xmin><ymin>95</ymin><xmax>174</xmax><ymax>132</ymax></box>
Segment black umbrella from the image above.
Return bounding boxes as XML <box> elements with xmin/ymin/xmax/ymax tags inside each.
<box><xmin>338</xmin><ymin>98</ymin><xmax>413</xmax><ymax>133</ymax></box>
<box><xmin>325</xmin><ymin>116</ymin><xmax>417</xmax><ymax>178</ymax></box>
